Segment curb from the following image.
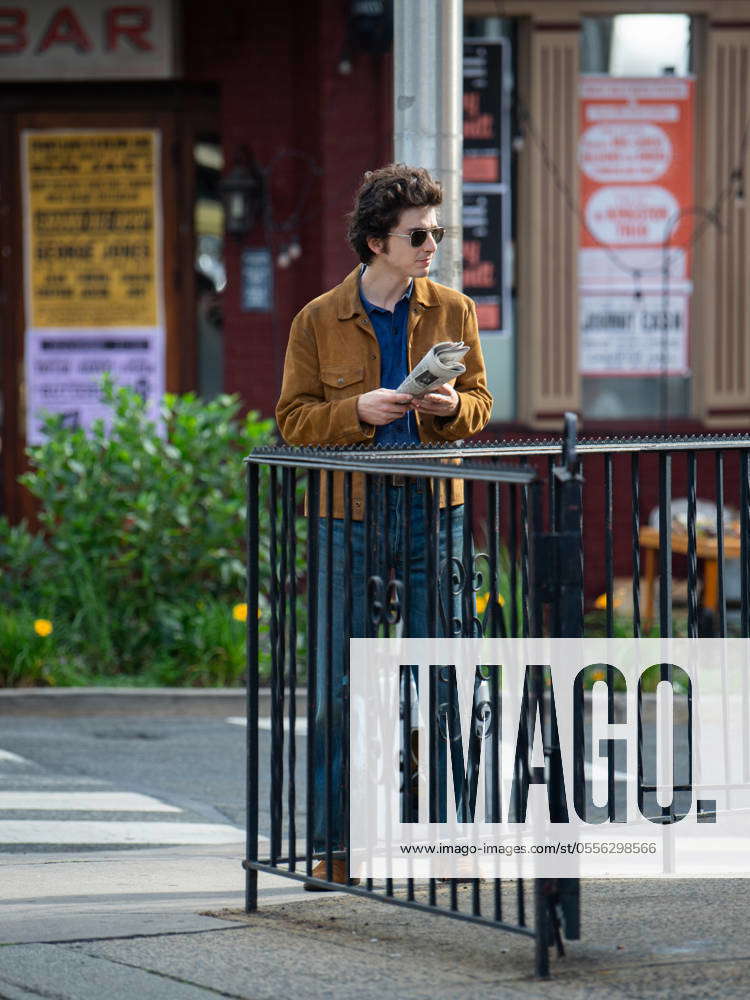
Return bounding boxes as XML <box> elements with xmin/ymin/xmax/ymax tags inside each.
<box><xmin>0</xmin><ymin>687</ymin><xmax>308</xmax><ymax>718</ymax></box>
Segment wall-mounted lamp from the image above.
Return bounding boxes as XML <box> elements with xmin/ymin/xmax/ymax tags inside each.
<box><xmin>338</xmin><ymin>0</ymin><xmax>392</xmax><ymax>74</ymax></box>
<box><xmin>220</xmin><ymin>148</ymin><xmax>265</xmax><ymax>238</ymax></box>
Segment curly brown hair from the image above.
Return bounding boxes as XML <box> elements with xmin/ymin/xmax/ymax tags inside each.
<box><xmin>346</xmin><ymin>164</ymin><xmax>443</xmax><ymax>264</ymax></box>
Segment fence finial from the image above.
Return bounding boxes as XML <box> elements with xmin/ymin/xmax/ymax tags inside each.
<box><xmin>562</xmin><ymin>412</ymin><xmax>578</xmax><ymax>473</ymax></box>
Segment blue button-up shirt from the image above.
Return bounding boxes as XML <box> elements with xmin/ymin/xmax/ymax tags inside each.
<box><xmin>359</xmin><ymin>274</ymin><xmax>420</xmax><ymax>447</ymax></box>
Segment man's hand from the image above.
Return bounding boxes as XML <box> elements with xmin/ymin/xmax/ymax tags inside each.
<box><xmin>357</xmin><ymin>388</ymin><xmax>415</xmax><ymax>426</ymax></box>
<box><xmin>413</xmin><ymin>383</ymin><xmax>459</xmax><ymax>418</ymax></box>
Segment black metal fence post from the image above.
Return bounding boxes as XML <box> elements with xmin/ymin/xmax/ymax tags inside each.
<box><xmin>557</xmin><ymin>413</ymin><xmax>584</xmax><ymax>641</ymax></box>
<box><xmin>245</xmin><ymin>462</ymin><xmax>260</xmax><ymax>913</ymax></box>
<box><xmin>555</xmin><ymin>415</ymin><xmax>583</xmax><ymax>946</ymax></box>
<box><xmin>527</xmin><ymin>479</ymin><xmax>549</xmax><ymax>979</ymax></box>
<box><xmin>532</xmin><ymin>413</ymin><xmax>584</xmax><ymax>977</ymax></box>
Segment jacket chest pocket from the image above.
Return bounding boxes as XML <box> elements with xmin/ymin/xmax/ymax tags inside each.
<box><xmin>320</xmin><ymin>366</ymin><xmax>365</xmax><ymax>399</ymax></box>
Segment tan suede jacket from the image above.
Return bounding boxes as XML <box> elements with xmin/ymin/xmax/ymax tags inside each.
<box><xmin>276</xmin><ymin>265</ymin><xmax>493</xmax><ymax>519</ymax></box>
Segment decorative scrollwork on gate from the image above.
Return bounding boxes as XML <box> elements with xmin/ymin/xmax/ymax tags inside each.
<box><xmin>437</xmin><ymin>550</ymin><xmax>492</xmax><ymax>637</ymax></box>
<box><xmin>433</xmin><ymin>665</ymin><xmax>495</xmax><ymax>742</ymax></box>
<box><xmin>367</xmin><ymin>574</ymin><xmax>385</xmax><ymax>628</ymax></box>
<box><xmin>367</xmin><ymin>574</ymin><xmax>403</xmax><ymax>627</ymax></box>
<box><xmin>438</xmin><ymin>556</ymin><xmax>466</xmax><ymax>637</ymax></box>
<box><xmin>385</xmin><ymin>577</ymin><xmax>403</xmax><ymax>625</ymax></box>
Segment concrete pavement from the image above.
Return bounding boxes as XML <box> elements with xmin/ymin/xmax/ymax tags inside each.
<box><xmin>2</xmin><ymin>842</ymin><xmax>750</xmax><ymax>998</ymax></box>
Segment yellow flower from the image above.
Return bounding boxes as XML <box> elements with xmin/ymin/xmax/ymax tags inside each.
<box><xmin>476</xmin><ymin>593</ymin><xmax>505</xmax><ymax>614</ymax></box>
<box><xmin>594</xmin><ymin>592</ymin><xmax>623</xmax><ymax>610</ymax></box>
<box><xmin>232</xmin><ymin>603</ymin><xmax>248</xmax><ymax>622</ymax></box>
<box><xmin>594</xmin><ymin>593</ymin><xmax>607</xmax><ymax>609</ymax></box>
<box><xmin>34</xmin><ymin>619</ymin><xmax>53</xmax><ymax>637</ymax></box>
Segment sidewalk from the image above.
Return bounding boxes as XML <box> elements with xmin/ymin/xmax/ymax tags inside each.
<box><xmin>2</xmin><ymin>688</ymin><xmax>750</xmax><ymax>998</ymax></box>
<box><xmin>2</xmin><ymin>842</ymin><xmax>750</xmax><ymax>999</ymax></box>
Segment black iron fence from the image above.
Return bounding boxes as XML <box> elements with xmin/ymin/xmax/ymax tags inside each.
<box><xmin>243</xmin><ymin>417</ymin><xmax>750</xmax><ymax>979</ymax></box>
<box><xmin>479</xmin><ymin>428</ymin><xmax>750</xmax><ymax>640</ymax></box>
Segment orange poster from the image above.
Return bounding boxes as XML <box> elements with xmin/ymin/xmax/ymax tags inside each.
<box><xmin>579</xmin><ymin>77</ymin><xmax>694</xmax><ymax>375</ymax></box>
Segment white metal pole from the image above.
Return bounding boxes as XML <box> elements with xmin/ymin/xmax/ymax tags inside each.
<box><xmin>393</xmin><ymin>0</ymin><xmax>463</xmax><ymax>290</ymax></box>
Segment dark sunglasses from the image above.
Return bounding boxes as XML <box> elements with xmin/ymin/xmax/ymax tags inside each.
<box><xmin>387</xmin><ymin>226</ymin><xmax>445</xmax><ymax>248</ymax></box>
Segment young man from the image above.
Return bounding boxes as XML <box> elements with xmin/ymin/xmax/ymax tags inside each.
<box><xmin>276</xmin><ymin>164</ymin><xmax>492</xmax><ymax>885</ymax></box>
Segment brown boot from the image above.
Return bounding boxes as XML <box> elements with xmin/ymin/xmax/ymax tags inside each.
<box><xmin>303</xmin><ymin>858</ymin><xmax>360</xmax><ymax>891</ymax></box>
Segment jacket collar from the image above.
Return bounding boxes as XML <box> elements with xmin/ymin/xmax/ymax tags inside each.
<box><xmin>336</xmin><ymin>264</ymin><xmax>440</xmax><ymax>320</ymax></box>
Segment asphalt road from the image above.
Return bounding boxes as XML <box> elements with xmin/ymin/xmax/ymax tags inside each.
<box><xmin>0</xmin><ymin>693</ymin><xmax>687</xmax><ymax>854</ymax></box>
<box><xmin>0</xmin><ymin>712</ymin><xmax>307</xmax><ymax>853</ymax></box>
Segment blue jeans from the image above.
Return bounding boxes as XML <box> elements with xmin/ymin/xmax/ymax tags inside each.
<box><xmin>313</xmin><ymin>483</ymin><xmax>469</xmax><ymax>853</ymax></box>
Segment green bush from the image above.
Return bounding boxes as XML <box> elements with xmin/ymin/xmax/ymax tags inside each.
<box><xmin>145</xmin><ymin>599</ymin><xmax>250</xmax><ymax>687</ymax></box>
<box><xmin>0</xmin><ymin>519</ymin><xmax>57</xmax><ymax>611</ymax></box>
<box><xmin>0</xmin><ymin>379</ymin><xmax>279</xmax><ymax>684</ymax></box>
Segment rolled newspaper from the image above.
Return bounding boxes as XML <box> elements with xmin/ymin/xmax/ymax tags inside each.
<box><xmin>396</xmin><ymin>341</ymin><xmax>470</xmax><ymax>397</ymax></box>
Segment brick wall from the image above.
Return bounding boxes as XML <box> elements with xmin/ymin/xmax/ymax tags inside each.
<box><xmin>183</xmin><ymin>0</ymin><xmax>393</xmax><ymax>419</ymax></box>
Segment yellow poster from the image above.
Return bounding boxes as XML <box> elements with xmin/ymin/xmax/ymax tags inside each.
<box><xmin>24</xmin><ymin>130</ymin><xmax>160</xmax><ymax>328</ymax></box>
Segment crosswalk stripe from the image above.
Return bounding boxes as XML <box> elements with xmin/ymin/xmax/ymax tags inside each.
<box><xmin>0</xmin><ymin>745</ymin><xmax>248</xmax><ymax>848</ymax></box>
<box><xmin>0</xmin><ymin>792</ymin><xmax>181</xmax><ymax>812</ymax></box>
<box><xmin>0</xmin><ymin>821</ymin><xmax>244</xmax><ymax>845</ymax></box>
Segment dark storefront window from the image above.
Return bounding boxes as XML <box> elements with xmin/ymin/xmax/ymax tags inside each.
<box><xmin>464</xmin><ymin>15</ymin><xmax>517</xmax><ymax>423</ymax></box>
<box><xmin>194</xmin><ymin>137</ymin><xmax>225</xmax><ymax>400</ymax></box>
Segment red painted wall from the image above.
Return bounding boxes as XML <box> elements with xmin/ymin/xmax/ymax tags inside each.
<box><xmin>183</xmin><ymin>0</ymin><xmax>392</xmax><ymax>419</ymax></box>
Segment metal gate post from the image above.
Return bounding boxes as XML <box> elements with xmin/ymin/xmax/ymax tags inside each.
<box><xmin>556</xmin><ymin>413</ymin><xmax>584</xmax><ymax>641</ymax></box>
<box><xmin>245</xmin><ymin>461</ymin><xmax>260</xmax><ymax>913</ymax></box>
<box><xmin>532</xmin><ymin>414</ymin><xmax>584</xmax><ymax>976</ymax></box>
<box><xmin>527</xmin><ymin>478</ymin><xmax>548</xmax><ymax>978</ymax></box>
<box><xmin>554</xmin><ymin>414</ymin><xmax>583</xmax><ymax>943</ymax></box>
